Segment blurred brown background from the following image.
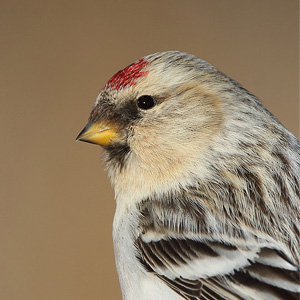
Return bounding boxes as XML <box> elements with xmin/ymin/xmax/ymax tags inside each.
<box><xmin>0</xmin><ymin>0</ymin><xmax>299</xmax><ymax>299</ymax></box>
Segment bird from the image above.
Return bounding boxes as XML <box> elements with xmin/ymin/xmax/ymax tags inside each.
<box><xmin>76</xmin><ymin>51</ymin><xmax>300</xmax><ymax>300</ymax></box>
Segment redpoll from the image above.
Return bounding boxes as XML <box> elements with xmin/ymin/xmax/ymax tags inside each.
<box><xmin>77</xmin><ymin>51</ymin><xmax>300</xmax><ymax>300</ymax></box>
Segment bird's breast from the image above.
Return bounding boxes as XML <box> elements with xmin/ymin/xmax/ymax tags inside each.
<box><xmin>112</xmin><ymin>203</ymin><xmax>183</xmax><ymax>300</ymax></box>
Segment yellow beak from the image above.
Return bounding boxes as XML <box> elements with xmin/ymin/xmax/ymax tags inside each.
<box><xmin>76</xmin><ymin>121</ymin><xmax>119</xmax><ymax>146</ymax></box>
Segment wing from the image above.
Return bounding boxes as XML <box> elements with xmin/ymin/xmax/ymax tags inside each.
<box><xmin>135</xmin><ymin>190</ymin><xmax>300</xmax><ymax>300</ymax></box>
<box><xmin>135</xmin><ymin>236</ymin><xmax>300</xmax><ymax>300</ymax></box>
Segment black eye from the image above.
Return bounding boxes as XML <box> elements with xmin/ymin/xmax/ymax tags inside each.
<box><xmin>137</xmin><ymin>95</ymin><xmax>156</xmax><ymax>110</ymax></box>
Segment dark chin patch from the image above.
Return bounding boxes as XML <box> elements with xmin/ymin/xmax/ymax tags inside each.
<box><xmin>104</xmin><ymin>143</ymin><xmax>131</xmax><ymax>171</ymax></box>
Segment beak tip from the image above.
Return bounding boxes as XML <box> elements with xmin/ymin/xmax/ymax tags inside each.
<box><xmin>75</xmin><ymin>135</ymin><xmax>82</xmax><ymax>142</ymax></box>
<box><xmin>75</xmin><ymin>124</ymin><xmax>90</xmax><ymax>142</ymax></box>
<box><xmin>75</xmin><ymin>134</ymin><xmax>82</xmax><ymax>142</ymax></box>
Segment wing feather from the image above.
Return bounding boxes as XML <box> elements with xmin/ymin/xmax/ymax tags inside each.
<box><xmin>135</xmin><ymin>183</ymin><xmax>300</xmax><ymax>299</ymax></box>
<box><xmin>135</xmin><ymin>235</ymin><xmax>300</xmax><ymax>299</ymax></box>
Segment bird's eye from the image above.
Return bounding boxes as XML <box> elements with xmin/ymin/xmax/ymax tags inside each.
<box><xmin>137</xmin><ymin>95</ymin><xmax>156</xmax><ymax>110</ymax></box>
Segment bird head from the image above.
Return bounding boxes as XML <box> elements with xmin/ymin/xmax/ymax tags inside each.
<box><xmin>76</xmin><ymin>51</ymin><xmax>300</xmax><ymax>268</ymax></box>
<box><xmin>76</xmin><ymin>51</ymin><xmax>246</xmax><ymax>196</ymax></box>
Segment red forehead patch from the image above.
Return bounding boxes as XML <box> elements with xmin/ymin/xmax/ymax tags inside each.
<box><xmin>104</xmin><ymin>58</ymin><xmax>149</xmax><ymax>90</ymax></box>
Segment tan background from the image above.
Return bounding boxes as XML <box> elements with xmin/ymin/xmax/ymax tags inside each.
<box><xmin>0</xmin><ymin>1</ymin><xmax>299</xmax><ymax>299</ymax></box>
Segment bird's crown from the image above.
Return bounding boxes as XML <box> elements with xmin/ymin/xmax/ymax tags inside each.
<box><xmin>104</xmin><ymin>58</ymin><xmax>150</xmax><ymax>91</ymax></box>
